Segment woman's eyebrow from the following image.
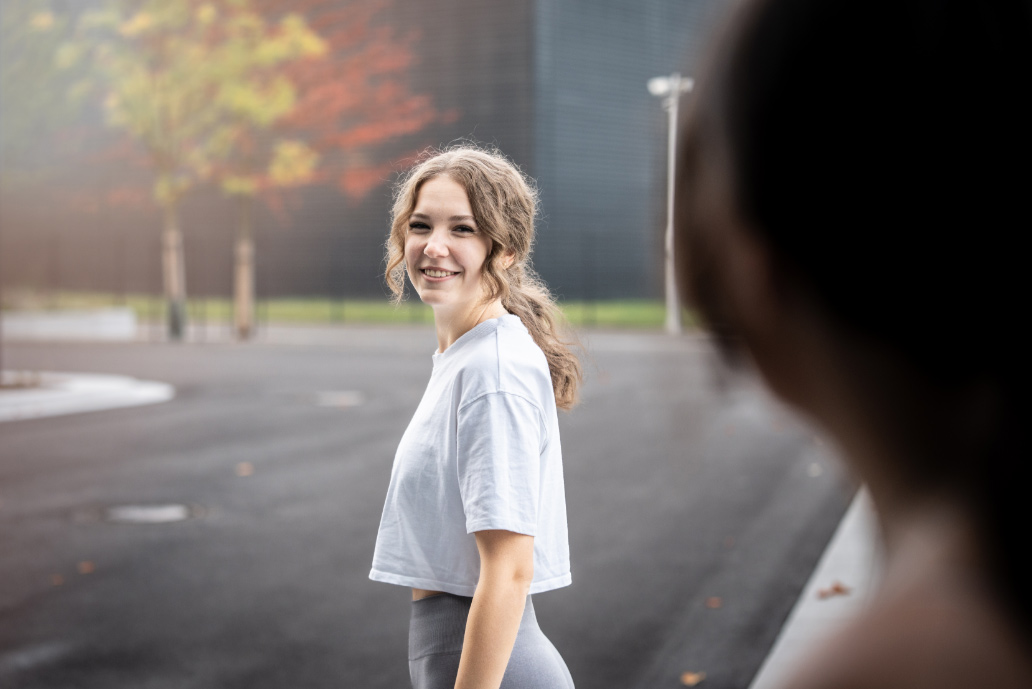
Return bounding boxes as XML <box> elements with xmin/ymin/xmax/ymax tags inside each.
<box><xmin>410</xmin><ymin>212</ymin><xmax>476</xmax><ymax>222</ymax></box>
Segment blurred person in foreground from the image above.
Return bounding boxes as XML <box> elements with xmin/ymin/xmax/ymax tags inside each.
<box><xmin>369</xmin><ymin>146</ymin><xmax>580</xmax><ymax>689</ymax></box>
<box><xmin>676</xmin><ymin>1</ymin><xmax>1032</xmax><ymax>687</ymax></box>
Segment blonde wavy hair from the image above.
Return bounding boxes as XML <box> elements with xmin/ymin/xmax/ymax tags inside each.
<box><xmin>385</xmin><ymin>145</ymin><xmax>582</xmax><ymax>409</ymax></box>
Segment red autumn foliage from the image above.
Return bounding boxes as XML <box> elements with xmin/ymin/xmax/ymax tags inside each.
<box><xmin>51</xmin><ymin>0</ymin><xmax>447</xmax><ymax>218</ymax></box>
<box><xmin>258</xmin><ymin>0</ymin><xmax>452</xmax><ymax>200</ymax></box>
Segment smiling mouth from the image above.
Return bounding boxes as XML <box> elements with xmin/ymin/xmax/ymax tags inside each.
<box><xmin>421</xmin><ymin>268</ymin><xmax>459</xmax><ymax>278</ymax></box>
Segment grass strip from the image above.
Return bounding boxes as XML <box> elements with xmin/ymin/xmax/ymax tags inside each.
<box><xmin>2</xmin><ymin>291</ymin><xmax>698</xmax><ymax>330</ymax></box>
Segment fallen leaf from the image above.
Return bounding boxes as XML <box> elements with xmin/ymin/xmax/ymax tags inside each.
<box><xmin>236</xmin><ymin>462</ymin><xmax>254</xmax><ymax>477</ymax></box>
<box><xmin>50</xmin><ymin>574</ymin><xmax>64</xmax><ymax>586</ymax></box>
<box><xmin>705</xmin><ymin>596</ymin><xmax>723</xmax><ymax>609</ymax></box>
<box><xmin>817</xmin><ymin>580</ymin><xmax>851</xmax><ymax>599</ymax></box>
<box><xmin>681</xmin><ymin>671</ymin><xmax>706</xmax><ymax>686</ymax></box>
<box><xmin>78</xmin><ymin>561</ymin><xmax>95</xmax><ymax>574</ymax></box>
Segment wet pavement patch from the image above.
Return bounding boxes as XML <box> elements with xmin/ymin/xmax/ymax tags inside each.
<box><xmin>101</xmin><ymin>504</ymin><xmax>199</xmax><ymax>524</ymax></box>
<box><xmin>0</xmin><ymin>640</ymin><xmax>71</xmax><ymax>674</ymax></box>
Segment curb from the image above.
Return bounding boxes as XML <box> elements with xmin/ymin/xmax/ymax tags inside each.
<box><xmin>748</xmin><ymin>489</ymin><xmax>881</xmax><ymax>689</ymax></box>
<box><xmin>0</xmin><ymin>371</ymin><xmax>174</xmax><ymax>422</ymax></box>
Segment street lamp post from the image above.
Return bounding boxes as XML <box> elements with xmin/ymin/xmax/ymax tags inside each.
<box><xmin>648</xmin><ymin>72</ymin><xmax>693</xmax><ymax>335</ymax></box>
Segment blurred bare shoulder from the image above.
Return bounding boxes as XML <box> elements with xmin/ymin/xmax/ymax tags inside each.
<box><xmin>780</xmin><ymin>582</ymin><xmax>1032</xmax><ymax>689</ymax></box>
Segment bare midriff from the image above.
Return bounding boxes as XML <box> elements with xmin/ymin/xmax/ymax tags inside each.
<box><xmin>412</xmin><ymin>588</ymin><xmax>445</xmax><ymax>601</ymax></box>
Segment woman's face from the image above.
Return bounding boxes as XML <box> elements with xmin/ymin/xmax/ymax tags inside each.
<box><xmin>404</xmin><ymin>175</ymin><xmax>492</xmax><ymax>313</ymax></box>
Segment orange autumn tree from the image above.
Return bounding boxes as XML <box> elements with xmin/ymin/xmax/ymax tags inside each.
<box><xmin>258</xmin><ymin>0</ymin><xmax>447</xmax><ymax>200</ymax></box>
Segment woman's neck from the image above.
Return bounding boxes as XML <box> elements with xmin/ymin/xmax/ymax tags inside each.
<box><xmin>433</xmin><ymin>299</ymin><xmax>508</xmax><ymax>353</ymax></box>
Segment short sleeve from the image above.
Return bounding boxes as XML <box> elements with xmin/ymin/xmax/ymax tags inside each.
<box><xmin>456</xmin><ymin>392</ymin><xmax>545</xmax><ymax>535</ymax></box>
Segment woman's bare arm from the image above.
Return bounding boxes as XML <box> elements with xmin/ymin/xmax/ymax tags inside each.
<box><xmin>454</xmin><ymin>529</ymin><xmax>535</xmax><ymax>689</ymax></box>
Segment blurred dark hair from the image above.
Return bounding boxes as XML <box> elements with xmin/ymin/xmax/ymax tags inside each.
<box><xmin>676</xmin><ymin>0</ymin><xmax>1032</xmax><ymax>635</ymax></box>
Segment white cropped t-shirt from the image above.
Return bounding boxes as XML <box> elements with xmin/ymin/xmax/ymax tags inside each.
<box><xmin>369</xmin><ymin>314</ymin><xmax>572</xmax><ymax>596</ymax></box>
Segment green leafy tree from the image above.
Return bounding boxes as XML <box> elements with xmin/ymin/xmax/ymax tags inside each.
<box><xmin>61</xmin><ymin>0</ymin><xmax>324</xmax><ymax>339</ymax></box>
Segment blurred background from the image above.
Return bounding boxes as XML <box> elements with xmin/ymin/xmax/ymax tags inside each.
<box><xmin>0</xmin><ymin>3</ymin><xmax>864</xmax><ymax>689</ymax></box>
<box><xmin>2</xmin><ymin>0</ymin><xmax>727</xmax><ymax>336</ymax></box>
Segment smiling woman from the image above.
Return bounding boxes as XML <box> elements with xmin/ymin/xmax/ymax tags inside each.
<box><xmin>372</xmin><ymin>146</ymin><xmax>581</xmax><ymax>689</ymax></box>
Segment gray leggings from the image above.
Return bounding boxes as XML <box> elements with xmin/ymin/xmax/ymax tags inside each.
<box><xmin>408</xmin><ymin>593</ymin><xmax>574</xmax><ymax>689</ymax></box>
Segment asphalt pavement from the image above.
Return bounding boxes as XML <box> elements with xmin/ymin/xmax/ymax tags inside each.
<box><xmin>0</xmin><ymin>322</ymin><xmax>864</xmax><ymax>688</ymax></box>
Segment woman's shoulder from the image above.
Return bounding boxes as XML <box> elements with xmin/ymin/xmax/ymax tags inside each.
<box><xmin>497</xmin><ymin>313</ymin><xmax>548</xmax><ymax>365</ymax></box>
<box><xmin>455</xmin><ymin>316</ymin><xmax>551</xmax><ymax>406</ymax></box>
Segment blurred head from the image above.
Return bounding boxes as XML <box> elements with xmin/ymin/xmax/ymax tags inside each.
<box><xmin>386</xmin><ymin>146</ymin><xmax>538</xmax><ymax>307</ymax></box>
<box><xmin>676</xmin><ymin>0</ymin><xmax>1032</xmax><ymax>631</ymax></box>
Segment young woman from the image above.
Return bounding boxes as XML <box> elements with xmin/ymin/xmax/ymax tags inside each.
<box><xmin>676</xmin><ymin>1</ymin><xmax>1032</xmax><ymax>688</ymax></box>
<box><xmin>370</xmin><ymin>146</ymin><xmax>580</xmax><ymax>689</ymax></box>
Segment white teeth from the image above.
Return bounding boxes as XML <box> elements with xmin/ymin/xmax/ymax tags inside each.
<box><xmin>423</xmin><ymin>269</ymin><xmax>456</xmax><ymax>278</ymax></box>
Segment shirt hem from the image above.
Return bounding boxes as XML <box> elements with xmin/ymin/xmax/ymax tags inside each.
<box><xmin>529</xmin><ymin>572</ymin><xmax>572</xmax><ymax>594</ymax></box>
<box><xmin>369</xmin><ymin>568</ymin><xmax>572</xmax><ymax>597</ymax></box>
<box><xmin>465</xmin><ymin>518</ymin><xmax>537</xmax><ymax>536</ymax></box>
<box><xmin>369</xmin><ymin>568</ymin><xmax>478</xmax><ymax>597</ymax></box>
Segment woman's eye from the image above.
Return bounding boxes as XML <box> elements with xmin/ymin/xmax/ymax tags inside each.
<box><xmin>408</xmin><ymin>222</ymin><xmax>430</xmax><ymax>232</ymax></box>
<box><xmin>454</xmin><ymin>225</ymin><xmax>475</xmax><ymax>234</ymax></box>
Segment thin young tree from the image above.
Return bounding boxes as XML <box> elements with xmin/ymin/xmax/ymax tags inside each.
<box><xmin>61</xmin><ymin>0</ymin><xmax>324</xmax><ymax>340</ymax></box>
<box><xmin>197</xmin><ymin>3</ymin><xmax>325</xmax><ymax>339</ymax></box>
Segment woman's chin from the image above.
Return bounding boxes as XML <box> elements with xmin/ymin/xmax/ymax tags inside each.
<box><xmin>415</xmin><ymin>292</ymin><xmax>456</xmax><ymax>313</ymax></box>
<box><xmin>415</xmin><ymin>290</ymin><xmax>442</xmax><ymax>306</ymax></box>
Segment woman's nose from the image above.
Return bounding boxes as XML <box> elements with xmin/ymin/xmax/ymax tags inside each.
<box><xmin>424</xmin><ymin>230</ymin><xmax>449</xmax><ymax>258</ymax></box>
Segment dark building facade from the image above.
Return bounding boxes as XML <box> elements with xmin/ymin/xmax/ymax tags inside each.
<box><xmin>0</xmin><ymin>0</ymin><xmax>726</xmax><ymax>303</ymax></box>
<box><xmin>532</xmin><ymin>0</ymin><xmax>723</xmax><ymax>299</ymax></box>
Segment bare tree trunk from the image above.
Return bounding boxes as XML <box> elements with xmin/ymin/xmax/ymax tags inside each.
<box><xmin>233</xmin><ymin>195</ymin><xmax>255</xmax><ymax>340</ymax></box>
<box><xmin>162</xmin><ymin>202</ymin><xmax>187</xmax><ymax>340</ymax></box>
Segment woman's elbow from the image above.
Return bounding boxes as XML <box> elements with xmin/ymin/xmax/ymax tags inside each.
<box><xmin>511</xmin><ymin>562</ymin><xmax>534</xmax><ymax>594</ymax></box>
